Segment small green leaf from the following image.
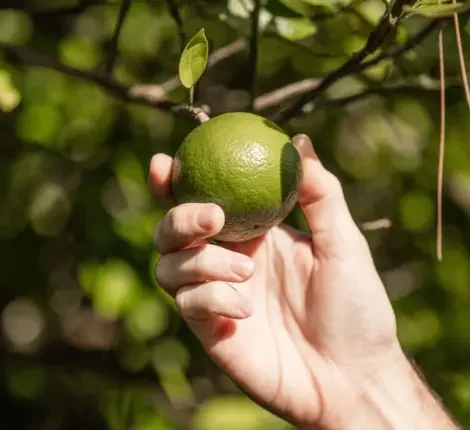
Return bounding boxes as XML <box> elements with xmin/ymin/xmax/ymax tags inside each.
<box><xmin>178</xmin><ymin>29</ymin><xmax>209</xmax><ymax>90</ymax></box>
<box><xmin>403</xmin><ymin>2</ymin><xmax>470</xmax><ymax>17</ymax></box>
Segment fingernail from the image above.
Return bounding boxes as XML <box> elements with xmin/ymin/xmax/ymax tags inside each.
<box><xmin>198</xmin><ymin>204</ymin><xmax>223</xmax><ymax>230</ymax></box>
<box><xmin>231</xmin><ymin>255</ymin><xmax>255</xmax><ymax>279</ymax></box>
<box><xmin>293</xmin><ymin>134</ymin><xmax>318</xmax><ymax>160</ymax></box>
<box><xmin>197</xmin><ymin>207</ymin><xmax>215</xmax><ymax>230</ymax></box>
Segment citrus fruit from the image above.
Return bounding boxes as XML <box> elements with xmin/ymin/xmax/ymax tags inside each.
<box><xmin>170</xmin><ymin>112</ymin><xmax>302</xmax><ymax>242</ymax></box>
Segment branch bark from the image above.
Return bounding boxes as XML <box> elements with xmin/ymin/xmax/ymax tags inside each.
<box><xmin>3</xmin><ymin>45</ymin><xmax>180</xmax><ymax>110</ymax></box>
<box><xmin>2</xmin><ymin>16</ymin><xmax>451</xmax><ymax>122</ymax></box>
<box><xmin>2</xmin><ymin>38</ymin><xmax>248</xmax><ymax>116</ymax></box>
<box><xmin>254</xmin><ymin>78</ymin><xmax>320</xmax><ymax>111</ymax></box>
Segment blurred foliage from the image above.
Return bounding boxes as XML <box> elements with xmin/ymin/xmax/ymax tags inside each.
<box><xmin>0</xmin><ymin>0</ymin><xmax>470</xmax><ymax>429</ymax></box>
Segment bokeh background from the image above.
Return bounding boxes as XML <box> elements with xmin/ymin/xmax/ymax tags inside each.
<box><xmin>1</xmin><ymin>0</ymin><xmax>470</xmax><ymax>429</ymax></box>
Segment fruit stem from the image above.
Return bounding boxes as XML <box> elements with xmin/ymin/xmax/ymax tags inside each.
<box><xmin>187</xmin><ymin>105</ymin><xmax>210</xmax><ymax>123</ymax></box>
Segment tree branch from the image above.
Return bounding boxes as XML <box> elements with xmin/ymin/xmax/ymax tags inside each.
<box><xmin>165</xmin><ymin>0</ymin><xmax>186</xmax><ymax>52</ymax></box>
<box><xmin>3</xmin><ymin>45</ymin><xmax>180</xmax><ymax>111</ymax></box>
<box><xmin>254</xmin><ymin>78</ymin><xmax>320</xmax><ymax>111</ymax></box>
<box><xmin>207</xmin><ymin>38</ymin><xmax>248</xmax><ymax>67</ymax></box>
<box><xmin>364</xmin><ymin>18</ymin><xmax>445</xmax><ymax>68</ymax></box>
<box><xmin>316</xmin><ymin>77</ymin><xmax>462</xmax><ymax>109</ymax></box>
<box><xmin>273</xmin><ymin>0</ymin><xmax>428</xmax><ymax>123</ymax></box>
<box><xmin>254</xmin><ymin>73</ymin><xmax>463</xmax><ymax>113</ymax></box>
<box><xmin>2</xmin><ymin>38</ymin><xmax>247</xmax><ymax>116</ymax></box>
<box><xmin>104</xmin><ymin>0</ymin><xmax>132</xmax><ymax>75</ymax></box>
<box><xmin>3</xmin><ymin>13</ymin><xmax>447</xmax><ymax>123</ymax></box>
<box><xmin>248</xmin><ymin>0</ymin><xmax>261</xmax><ymax>111</ymax></box>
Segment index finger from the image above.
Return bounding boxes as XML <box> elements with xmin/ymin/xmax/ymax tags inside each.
<box><xmin>148</xmin><ymin>153</ymin><xmax>174</xmax><ymax>208</ymax></box>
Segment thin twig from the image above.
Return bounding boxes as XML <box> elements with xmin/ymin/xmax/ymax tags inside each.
<box><xmin>361</xmin><ymin>218</ymin><xmax>392</xmax><ymax>231</ymax></box>
<box><xmin>366</xmin><ymin>19</ymin><xmax>444</xmax><ymax>66</ymax></box>
<box><xmin>273</xmin><ymin>0</ymin><xmax>426</xmax><ymax>123</ymax></box>
<box><xmin>2</xmin><ymin>39</ymin><xmax>247</xmax><ymax>111</ymax></box>
<box><xmin>315</xmin><ymin>77</ymin><xmax>461</xmax><ymax>109</ymax></box>
<box><xmin>253</xmin><ymin>74</ymin><xmax>461</xmax><ymax>112</ymax></box>
<box><xmin>272</xmin><ymin>18</ymin><xmax>444</xmax><ymax>123</ymax></box>
<box><xmin>156</xmin><ymin>39</ymin><xmax>248</xmax><ymax>96</ymax></box>
<box><xmin>207</xmin><ymin>39</ymin><xmax>248</xmax><ymax>66</ymax></box>
<box><xmin>105</xmin><ymin>0</ymin><xmax>132</xmax><ymax>75</ymax></box>
<box><xmin>165</xmin><ymin>0</ymin><xmax>186</xmax><ymax>52</ymax></box>
<box><xmin>184</xmin><ymin>105</ymin><xmax>211</xmax><ymax>123</ymax></box>
<box><xmin>3</xmin><ymin>45</ymin><xmax>179</xmax><ymax>110</ymax></box>
<box><xmin>254</xmin><ymin>78</ymin><xmax>320</xmax><ymax>111</ymax></box>
<box><xmin>452</xmin><ymin>1</ymin><xmax>470</xmax><ymax>110</ymax></box>
<box><xmin>248</xmin><ymin>0</ymin><xmax>261</xmax><ymax>111</ymax></box>
<box><xmin>437</xmin><ymin>2</ymin><xmax>446</xmax><ymax>262</ymax></box>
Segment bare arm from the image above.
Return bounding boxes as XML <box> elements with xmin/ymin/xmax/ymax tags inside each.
<box><xmin>346</xmin><ymin>348</ymin><xmax>460</xmax><ymax>430</ymax></box>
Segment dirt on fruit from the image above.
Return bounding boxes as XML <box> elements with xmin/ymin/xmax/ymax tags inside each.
<box><xmin>170</xmin><ymin>112</ymin><xmax>302</xmax><ymax>242</ymax></box>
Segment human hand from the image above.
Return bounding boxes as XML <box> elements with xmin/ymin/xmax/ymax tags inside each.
<box><xmin>148</xmin><ymin>134</ymin><xmax>454</xmax><ymax>429</ymax></box>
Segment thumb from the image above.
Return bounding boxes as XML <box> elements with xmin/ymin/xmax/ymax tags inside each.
<box><xmin>293</xmin><ymin>134</ymin><xmax>366</xmax><ymax>259</ymax></box>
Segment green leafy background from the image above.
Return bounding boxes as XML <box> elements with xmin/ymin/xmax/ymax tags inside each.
<box><xmin>0</xmin><ymin>0</ymin><xmax>470</xmax><ymax>429</ymax></box>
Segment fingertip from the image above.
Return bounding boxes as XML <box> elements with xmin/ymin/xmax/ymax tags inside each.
<box><xmin>148</xmin><ymin>153</ymin><xmax>173</xmax><ymax>201</ymax></box>
<box><xmin>292</xmin><ymin>133</ymin><xmax>318</xmax><ymax>160</ymax></box>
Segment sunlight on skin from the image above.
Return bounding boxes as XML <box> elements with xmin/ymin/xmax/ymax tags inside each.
<box><xmin>148</xmin><ymin>135</ymin><xmax>459</xmax><ymax>429</ymax></box>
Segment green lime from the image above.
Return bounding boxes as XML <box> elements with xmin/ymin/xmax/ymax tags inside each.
<box><xmin>170</xmin><ymin>112</ymin><xmax>301</xmax><ymax>242</ymax></box>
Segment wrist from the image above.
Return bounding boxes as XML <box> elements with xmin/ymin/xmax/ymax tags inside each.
<box><xmin>346</xmin><ymin>345</ymin><xmax>460</xmax><ymax>430</ymax></box>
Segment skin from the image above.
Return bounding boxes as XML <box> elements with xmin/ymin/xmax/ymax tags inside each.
<box><xmin>148</xmin><ymin>134</ymin><xmax>459</xmax><ymax>429</ymax></box>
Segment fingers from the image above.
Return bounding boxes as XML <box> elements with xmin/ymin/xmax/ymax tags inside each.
<box><xmin>154</xmin><ymin>203</ymin><xmax>225</xmax><ymax>254</ymax></box>
<box><xmin>156</xmin><ymin>244</ymin><xmax>255</xmax><ymax>295</ymax></box>
<box><xmin>148</xmin><ymin>153</ymin><xmax>174</xmax><ymax>207</ymax></box>
<box><xmin>176</xmin><ymin>281</ymin><xmax>253</xmax><ymax>320</ymax></box>
<box><xmin>292</xmin><ymin>134</ymin><xmax>368</xmax><ymax>259</ymax></box>
<box><xmin>149</xmin><ymin>153</ymin><xmax>254</xmax><ymax>322</ymax></box>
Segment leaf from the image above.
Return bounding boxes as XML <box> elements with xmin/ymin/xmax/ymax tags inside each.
<box><xmin>227</xmin><ymin>0</ymin><xmax>254</xmax><ymax>18</ymax></box>
<box><xmin>403</xmin><ymin>2</ymin><xmax>470</xmax><ymax>17</ymax></box>
<box><xmin>178</xmin><ymin>29</ymin><xmax>209</xmax><ymax>90</ymax></box>
<box><xmin>224</xmin><ymin>1</ymin><xmax>273</xmax><ymax>32</ymax></box>
<box><xmin>275</xmin><ymin>16</ymin><xmax>317</xmax><ymax>40</ymax></box>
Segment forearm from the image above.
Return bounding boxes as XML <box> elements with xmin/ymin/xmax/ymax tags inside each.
<box><xmin>347</xmin><ymin>349</ymin><xmax>460</xmax><ymax>430</ymax></box>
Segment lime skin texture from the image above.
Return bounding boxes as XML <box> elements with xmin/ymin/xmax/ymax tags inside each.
<box><xmin>170</xmin><ymin>112</ymin><xmax>302</xmax><ymax>243</ymax></box>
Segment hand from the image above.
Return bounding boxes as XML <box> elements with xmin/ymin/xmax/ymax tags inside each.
<box><xmin>147</xmin><ymin>135</ymin><xmax>444</xmax><ymax>429</ymax></box>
